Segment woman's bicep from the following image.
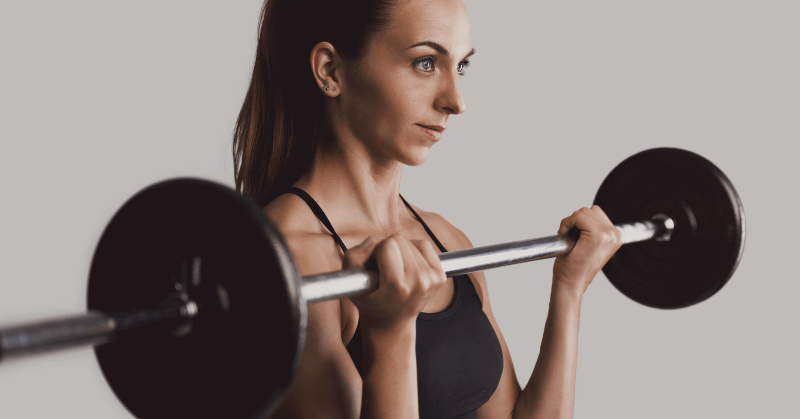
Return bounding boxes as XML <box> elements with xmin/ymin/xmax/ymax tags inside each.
<box><xmin>267</xmin><ymin>227</ymin><xmax>362</xmax><ymax>418</ymax></box>
<box><xmin>269</xmin><ymin>299</ymin><xmax>362</xmax><ymax>418</ymax></box>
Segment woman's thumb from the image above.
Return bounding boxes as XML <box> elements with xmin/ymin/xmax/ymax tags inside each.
<box><xmin>342</xmin><ymin>236</ymin><xmax>375</xmax><ymax>269</ymax></box>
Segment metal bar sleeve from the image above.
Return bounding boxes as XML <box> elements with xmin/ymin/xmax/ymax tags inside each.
<box><xmin>302</xmin><ymin>219</ymin><xmax>668</xmax><ymax>304</ymax></box>
<box><xmin>0</xmin><ymin>305</ymin><xmax>192</xmax><ymax>362</ymax></box>
<box><xmin>0</xmin><ymin>311</ymin><xmax>116</xmax><ymax>361</ymax></box>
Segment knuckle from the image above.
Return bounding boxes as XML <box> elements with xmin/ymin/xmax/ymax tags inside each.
<box><xmin>426</xmin><ymin>268</ymin><xmax>439</xmax><ymax>283</ymax></box>
<box><xmin>380</xmin><ymin>236</ymin><xmax>396</xmax><ymax>249</ymax></box>
<box><xmin>378</xmin><ymin>238</ymin><xmax>399</xmax><ymax>255</ymax></box>
<box><xmin>393</xmin><ymin>281</ymin><xmax>412</xmax><ymax>298</ymax></box>
<box><xmin>435</xmin><ymin>271</ymin><xmax>446</xmax><ymax>285</ymax></box>
<box><xmin>601</xmin><ymin>229</ymin><xmax>621</xmax><ymax>244</ymax></box>
<box><xmin>419</xmin><ymin>276</ymin><xmax>432</xmax><ymax>292</ymax></box>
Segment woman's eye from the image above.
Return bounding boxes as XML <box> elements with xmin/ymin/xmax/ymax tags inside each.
<box><xmin>416</xmin><ymin>58</ymin><xmax>434</xmax><ymax>72</ymax></box>
<box><xmin>457</xmin><ymin>60</ymin><xmax>471</xmax><ymax>75</ymax></box>
<box><xmin>415</xmin><ymin>58</ymin><xmax>470</xmax><ymax>75</ymax></box>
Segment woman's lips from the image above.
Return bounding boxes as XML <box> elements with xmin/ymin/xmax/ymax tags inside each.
<box><xmin>416</xmin><ymin>124</ymin><xmax>445</xmax><ymax>141</ymax></box>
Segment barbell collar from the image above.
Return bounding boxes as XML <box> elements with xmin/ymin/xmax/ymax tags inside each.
<box><xmin>302</xmin><ymin>216</ymin><xmax>672</xmax><ymax>305</ymax></box>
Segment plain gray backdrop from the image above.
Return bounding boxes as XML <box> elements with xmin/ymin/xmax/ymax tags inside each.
<box><xmin>0</xmin><ymin>0</ymin><xmax>797</xmax><ymax>417</ymax></box>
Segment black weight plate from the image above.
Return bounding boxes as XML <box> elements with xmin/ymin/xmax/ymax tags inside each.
<box><xmin>87</xmin><ymin>178</ymin><xmax>305</xmax><ymax>418</ymax></box>
<box><xmin>594</xmin><ymin>148</ymin><xmax>745</xmax><ymax>309</ymax></box>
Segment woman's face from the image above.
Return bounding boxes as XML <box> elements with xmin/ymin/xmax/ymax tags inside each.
<box><xmin>338</xmin><ymin>0</ymin><xmax>473</xmax><ymax>166</ymax></box>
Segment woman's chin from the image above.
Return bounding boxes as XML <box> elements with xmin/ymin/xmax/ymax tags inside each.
<box><xmin>399</xmin><ymin>147</ymin><xmax>433</xmax><ymax>167</ymax></box>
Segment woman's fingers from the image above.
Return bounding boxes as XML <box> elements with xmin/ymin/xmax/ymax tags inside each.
<box><xmin>558</xmin><ymin>206</ymin><xmax>618</xmax><ymax>236</ymax></box>
<box><xmin>553</xmin><ymin>205</ymin><xmax>624</xmax><ymax>293</ymax></box>
<box><xmin>342</xmin><ymin>236</ymin><xmax>377</xmax><ymax>270</ymax></box>
<box><xmin>581</xmin><ymin>206</ymin><xmax>622</xmax><ymax>246</ymax></box>
<box><xmin>410</xmin><ymin>239</ymin><xmax>447</xmax><ymax>290</ymax></box>
<box><xmin>557</xmin><ymin>210</ymin><xmax>579</xmax><ymax>235</ymax></box>
<box><xmin>347</xmin><ymin>235</ymin><xmax>447</xmax><ymax>328</ymax></box>
<box><xmin>411</xmin><ymin>239</ymin><xmax>443</xmax><ymax>274</ymax></box>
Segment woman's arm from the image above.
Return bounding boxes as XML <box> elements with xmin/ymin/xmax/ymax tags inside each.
<box><xmin>511</xmin><ymin>279</ymin><xmax>584</xmax><ymax>418</ymax></box>
<box><xmin>267</xmin><ymin>199</ymin><xmax>446</xmax><ymax>418</ymax></box>
<box><xmin>270</xmin><ymin>291</ymin><xmax>420</xmax><ymax>419</ymax></box>
<box><xmin>359</xmin><ymin>321</ymin><xmax>419</xmax><ymax>417</ymax></box>
<box><xmin>266</xmin><ymin>235</ymin><xmax>363</xmax><ymax>418</ymax></box>
<box><xmin>515</xmin><ymin>207</ymin><xmax>622</xmax><ymax>418</ymax></box>
<box><xmin>343</xmin><ymin>237</ymin><xmax>440</xmax><ymax>419</ymax></box>
<box><xmin>420</xmin><ymin>207</ymin><xmax>620</xmax><ymax>419</ymax></box>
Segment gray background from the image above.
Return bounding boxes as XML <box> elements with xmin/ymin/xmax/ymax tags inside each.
<box><xmin>0</xmin><ymin>0</ymin><xmax>797</xmax><ymax>417</ymax></box>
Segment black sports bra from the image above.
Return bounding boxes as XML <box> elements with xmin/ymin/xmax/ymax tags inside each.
<box><xmin>286</xmin><ymin>188</ymin><xmax>504</xmax><ymax>419</ymax></box>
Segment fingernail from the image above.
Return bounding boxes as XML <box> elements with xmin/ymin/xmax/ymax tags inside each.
<box><xmin>359</xmin><ymin>236</ymin><xmax>373</xmax><ymax>248</ymax></box>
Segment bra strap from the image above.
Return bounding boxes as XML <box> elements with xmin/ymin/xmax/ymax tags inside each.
<box><xmin>285</xmin><ymin>187</ymin><xmax>348</xmax><ymax>253</ymax></box>
<box><xmin>399</xmin><ymin>195</ymin><xmax>449</xmax><ymax>253</ymax></box>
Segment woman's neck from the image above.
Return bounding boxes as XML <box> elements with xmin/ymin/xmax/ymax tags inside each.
<box><xmin>293</xmin><ymin>134</ymin><xmax>408</xmax><ymax>237</ymax></box>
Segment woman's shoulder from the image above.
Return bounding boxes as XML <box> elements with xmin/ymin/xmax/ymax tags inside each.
<box><xmin>264</xmin><ymin>192</ymin><xmax>317</xmax><ymax>234</ymax></box>
<box><xmin>263</xmin><ymin>193</ymin><xmax>343</xmax><ymax>276</ymax></box>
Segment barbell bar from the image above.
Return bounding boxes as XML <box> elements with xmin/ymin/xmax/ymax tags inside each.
<box><xmin>0</xmin><ymin>303</ymin><xmax>196</xmax><ymax>359</ymax></box>
<box><xmin>0</xmin><ymin>216</ymin><xmax>670</xmax><ymax>359</ymax></box>
<box><xmin>301</xmin><ymin>216</ymin><xmax>673</xmax><ymax>303</ymax></box>
<box><xmin>0</xmin><ymin>147</ymin><xmax>746</xmax><ymax>419</ymax></box>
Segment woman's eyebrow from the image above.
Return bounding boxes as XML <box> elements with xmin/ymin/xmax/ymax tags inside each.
<box><xmin>407</xmin><ymin>41</ymin><xmax>476</xmax><ymax>60</ymax></box>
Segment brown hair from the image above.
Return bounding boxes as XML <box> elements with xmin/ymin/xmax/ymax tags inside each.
<box><xmin>233</xmin><ymin>0</ymin><xmax>398</xmax><ymax>207</ymax></box>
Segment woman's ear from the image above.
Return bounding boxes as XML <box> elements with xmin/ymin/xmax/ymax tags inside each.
<box><xmin>310</xmin><ymin>42</ymin><xmax>342</xmax><ymax>97</ymax></box>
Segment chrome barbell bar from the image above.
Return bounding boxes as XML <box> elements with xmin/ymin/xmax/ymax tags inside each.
<box><xmin>301</xmin><ymin>215</ymin><xmax>674</xmax><ymax>304</ymax></box>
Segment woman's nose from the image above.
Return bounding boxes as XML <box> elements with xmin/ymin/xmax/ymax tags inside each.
<box><xmin>436</xmin><ymin>73</ymin><xmax>466</xmax><ymax>115</ymax></box>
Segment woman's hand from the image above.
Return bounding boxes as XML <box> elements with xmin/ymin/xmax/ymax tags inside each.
<box><xmin>553</xmin><ymin>205</ymin><xmax>623</xmax><ymax>295</ymax></box>
<box><xmin>342</xmin><ymin>235</ymin><xmax>447</xmax><ymax>332</ymax></box>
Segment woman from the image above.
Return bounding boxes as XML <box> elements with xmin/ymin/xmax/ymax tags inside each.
<box><xmin>233</xmin><ymin>0</ymin><xmax>622</xmax><ymax>417</ymax></box>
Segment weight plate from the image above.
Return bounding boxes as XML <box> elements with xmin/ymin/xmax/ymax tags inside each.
<box><xmin>87</xmin><ymin>178</ymin><xmax>304</xmax><ymax>418</ymax></box>
<box><xmin>594</xmin><ymin>148</ymin><xmax>745</xmax><ymax>309</ymax></box>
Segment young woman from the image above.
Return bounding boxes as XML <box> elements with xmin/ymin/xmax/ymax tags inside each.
<box><xmin>233</xmin><ymin>0</ymin><xmax>622</xmax><ymax>417</ymax></box>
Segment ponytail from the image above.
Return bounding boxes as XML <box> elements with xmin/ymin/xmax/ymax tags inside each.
<box><xmin>233</xmin><ymin>0</ymin><xmax>397</xmax><ymax>207</ymax></box>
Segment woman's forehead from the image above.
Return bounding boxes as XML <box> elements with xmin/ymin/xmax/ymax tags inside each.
<box><xmin>383</xmin><ymin>0</ymin><xmax>472</xmax><ymax>54</ymax></box>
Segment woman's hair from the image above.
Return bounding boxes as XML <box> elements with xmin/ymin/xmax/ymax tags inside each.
<box><xmin>233</xmin><ymin>0</ymin><xmax>398</xmax><ymax>207</ymax></box>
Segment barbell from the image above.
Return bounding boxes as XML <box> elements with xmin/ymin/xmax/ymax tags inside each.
<box><xmin>0</xmin><ymin>148</ymin><xmax>745</xmax><ymax>418</ymax></box>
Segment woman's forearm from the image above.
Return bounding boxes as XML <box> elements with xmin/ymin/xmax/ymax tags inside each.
<box><xmin>513</xmin><ymin>279</ymin><xmax>584</xmax><ymax>419</ymax></box>
<box><xmin>360</xmin><ymin>322</ymin><xmax>419</xmax><ymax>419</ymax></box>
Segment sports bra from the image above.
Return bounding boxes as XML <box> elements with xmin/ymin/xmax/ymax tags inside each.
<box><xmin>286</xmin><ymin>187</ymin><xmax>504</xmax><ymax>419</ymax></box>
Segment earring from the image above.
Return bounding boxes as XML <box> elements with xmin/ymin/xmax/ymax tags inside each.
<box><xmin>332</xmin><ymin>88</ymin><xmax>336</xmax><ymax>91</ymax></box>
<box><xmin>325</xmin><ymin>86</ymin><xmax>329</xmax><ymax>91</ymax></box>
